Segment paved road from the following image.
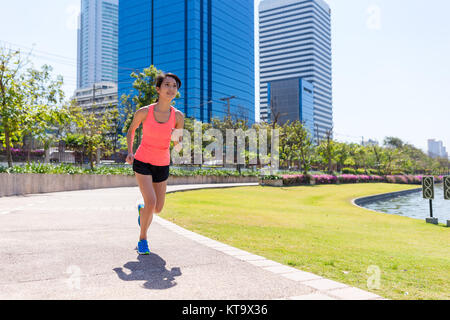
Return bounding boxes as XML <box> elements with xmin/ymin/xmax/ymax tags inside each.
<box><xmin>0</xmin><ymin>183</ymin><xmax>384</xmax><ymax>300</ymax></box>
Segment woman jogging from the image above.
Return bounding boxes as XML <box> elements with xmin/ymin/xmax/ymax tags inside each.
<box><xmin>125</xmin><ymin>72</ymin><xmax>184</xmax><ymax>255</ymax></box>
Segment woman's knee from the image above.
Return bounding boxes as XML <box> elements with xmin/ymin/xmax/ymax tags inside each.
<box><xmin>154</xmin><ymin>203</ymin><xmax>164</xmax><ymax>214</ymax></box>
<box><xmin>143</xmin><ymin>198</ymin><xmax>156</xmax><ymax>211</ymax></box>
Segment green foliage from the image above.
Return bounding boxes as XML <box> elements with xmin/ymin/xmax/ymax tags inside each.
<box><xmin>259</xmin><ymin>174</ymin><xmax>282</xmax><ymax>180</ymax></box>
<box><xmin>342</xmin><ymin>167</ymin><xmax>356</xmax><ymax>174</ymax></box>
<box><xmin>0</xmin><ymin>163</ymin><xmax>261</xmax><ymax>177</ymax></box>
<box><xmin>280</xmin><ymin>120</ymin><xmax>314</xmax><ymax>174</ymax></box>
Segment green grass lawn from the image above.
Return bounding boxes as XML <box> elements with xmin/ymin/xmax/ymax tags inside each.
<box><xmin>161</xmin><ymin>183</ymin><xmax>449</xmax><ymax>300</ymax></box>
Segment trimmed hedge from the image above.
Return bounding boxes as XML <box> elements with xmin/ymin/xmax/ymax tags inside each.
<box><xmin>280</xmin><ymin>174</ymin><xmax>443</xmax><ymax>186</ymax></box>
<box><xmin>0</xmin><ymin>163</ymin><xmax>260</xmax><ymax>177</ymax></box>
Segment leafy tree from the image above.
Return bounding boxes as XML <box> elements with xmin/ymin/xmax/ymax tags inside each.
<box><xmin>316</xmin><ymin>128</ymin><xmax>336</xmax><ymax>173</ymax></box>
<box><xmin>334</xmin><ymin>142</ymin><xmax>351</xmax><ymax>173</ymax></box>
<box><xmin>281</xmin><ymin>120</ymin><xmax>314</xmax><ymax>174</ymax></box>
<box><xmin>20</xmin><ymin>64</ymin><xmax>65</xmax><ymax>163</ymax></box>
<box><xmin>0</xmin><ymin>48</ymin><xmax>28</xmax><ymax>167</ymax></box>
<box><xmin>66</xmin><ymin>101</ymin><xmax>110</xmax><ymax>169</ymax></box>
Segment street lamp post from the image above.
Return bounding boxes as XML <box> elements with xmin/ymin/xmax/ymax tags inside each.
<box><xmin>220</xmin><ymin>96</ymin><xmax>236</xmax><ymax>119</ymax></box>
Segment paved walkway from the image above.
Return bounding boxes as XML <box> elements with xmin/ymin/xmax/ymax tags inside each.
<box><xmin>0</xmin><ymin>183</ymin><xmax>385</xmax><ymax>300</ymax></box>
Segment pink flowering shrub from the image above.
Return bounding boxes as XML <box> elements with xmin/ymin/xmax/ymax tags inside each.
<box><xmin>385</xmin><ymin>175</ymin><xmax>396</xmax><ymax>183</ymax></box>
<box><xmin>313</xmin><ymin>174</ymin><xmax>337</xmax><ymax>184</ymax></box>
<box><xmin>384</xmin><ymin>175</ymin><xmax>422</xmax><ymax>184</ymax></box>
<box><xmin>370</xmin><ymin>175</ymin><xmax>385</xmax><ymax>182</ymax></box>
<box><xmin>280</xmin><ymin>173</ymin><xmax>432</xmax><ymax>186</ymax></box>
<box><xmin>337</xmin><ymin>174</ymin><xmax>358</xmax><ymax>183</ymax></box>
<box><xmin>358</xmin><ymin>175</ymin><xmax>370</xmax><ymax>183</ymax></box>
<box><xmin>281</xmin><ymin>174</ymin><xmax>310</xmax><ymax>185</ymax></box>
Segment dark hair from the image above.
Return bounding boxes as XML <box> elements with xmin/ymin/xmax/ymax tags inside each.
<box><xmin>155</xmin><ymin>72</ymin><xmax>182</xmax><ymax>90</ymax></box>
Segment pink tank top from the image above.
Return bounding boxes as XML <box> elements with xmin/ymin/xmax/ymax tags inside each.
<box><xmin>134</xmin><ymin>104</ymin><xmax>176</xmax><ymax>166</ymax></box>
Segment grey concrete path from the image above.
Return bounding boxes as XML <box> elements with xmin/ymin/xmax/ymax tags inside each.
<box><xmin>0</xmin><ymin>183</ymin><xmax>385</xmax><ymax>300</ymax></box>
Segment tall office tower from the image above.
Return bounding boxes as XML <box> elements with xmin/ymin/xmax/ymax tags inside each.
<box><xmin>77</xmin><ymin>0</ymin><xmax>119</xmax><ymax>89</ymax></box>
<box><xmin>118</xmin><ymin>0</ymin><xmax>255</xmax><ymax>124</ymax></box>
<box><xmin>268</xmin><ymin>78</ymin><xmax>315</xmax><ymax>138</ymax></box>
<box><xmin>428</xmin><ymin>139</ymin><xmax>448</xmax><ymax>159</ymax></box>
<box><xmin>259</xmin><ymin>0</ymin><xmax>332</xmax><ymax>140</ymax></box>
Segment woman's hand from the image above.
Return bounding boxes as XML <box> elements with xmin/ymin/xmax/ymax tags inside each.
<box><xmin>125</xmin><ymin>153</ymin><xmax>134</xmax><ymax>165</ymax></box>
<box><xmin>174</xmin><ymin>143</ymin><xmax>182</xmax><ymax>152</ymax></box>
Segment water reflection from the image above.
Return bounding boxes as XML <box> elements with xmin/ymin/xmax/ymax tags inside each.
<box><xmin>364</xmin><ymin>184</ymin><xmax>449</xmax><ymax>221</ymax></box>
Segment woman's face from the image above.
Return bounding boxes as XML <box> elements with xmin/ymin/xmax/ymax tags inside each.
<box><xmin>157</xmin><ymin>77</ymin><xmax>178</xmax><ymax>101</ymax></box>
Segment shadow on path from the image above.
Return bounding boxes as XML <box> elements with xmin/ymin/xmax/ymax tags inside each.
<box><xmin>113</xmin><ymin>253</ymin><xmax>182</xmax><ymax>290</ymax></box>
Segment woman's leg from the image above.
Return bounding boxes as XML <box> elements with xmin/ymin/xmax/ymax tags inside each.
<box><xmin>152</xmin><ymin>180</ymin><xmax>168</xmax><ymax>215</ymax></box>
<box><xmin>135</xmin><ymin>172</ymin><xmax>157</xmax><ymax>241</ymax></box>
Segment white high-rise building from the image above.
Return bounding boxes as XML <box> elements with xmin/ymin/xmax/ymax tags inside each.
<box><xmin>77</xmin><ymin>0</ymin><xmax>118</xmax><ymax>89</ymax></box>
<box><xmin>258</xmin><ymin>0</ymin><xmax>332</xmax><ymax>140</ymax></box>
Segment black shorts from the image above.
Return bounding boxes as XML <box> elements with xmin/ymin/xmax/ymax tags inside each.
<box><xmin>132</xmin><ymin>158</ymin><xmax>170</xmax><ymax>183</ymax></box>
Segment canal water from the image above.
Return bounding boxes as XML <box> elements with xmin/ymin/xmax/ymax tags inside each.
<box><xmin>363</xmin><ymin>184</ymin><xmax>449</xmax><ymax>222</ymax></box>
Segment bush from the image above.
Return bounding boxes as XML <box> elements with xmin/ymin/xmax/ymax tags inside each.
<box><xmin>313</xmin><ymin>174</ymin><xmax>337</xmax><ymax>184</ymax></box>
<box><xmin>338</xmin><ymin>174</ymin><xmax>358</xmax><ymax>183</ymax></box>
<box><xmin>342</xmin><ymin>167</ymin><xmax>355</xmax><ymax>174</ymax></box>
<box><xmin>281</xmin><ymin>174</ymin><xmax>309</xmax><ymax>185</ymax></box>
<box><xmin>358</xmin><ymin>175</ymin><xmax>370</xmax><ymax>183</ymax></box>
<box><xmin>0</xmin><ymin>163</ymin><xmax>261</xmax><ymax>177</ymax></box>
<box><xmin>370</xmin><ymin>175</ymin><xmax>385</xmax><ymax>182</ymax></box>
<box><xmin>0</xmin><ymin>148</ymin><xmax>45</xmax><ymax>161</ymax></box>
<box><xmin>356</xmin><ymin>168</ymin><xmax>366</xmax><ymax>175</ymax></box>
<box><xmin>385</xmin><ymin>175</ymin><xmax>396</xmax><ymax>183</ymax></box>
<box><xmin>260</xmin><ymin>174</ymin><xmax>282</xmax><ymax>180</ymax></box>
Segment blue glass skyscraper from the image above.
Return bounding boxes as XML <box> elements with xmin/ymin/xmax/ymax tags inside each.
<box><xmin>267</xmin><ymin>77</ymin><xmax>315</xmax><ymax>138</ymax></box>
<box><xmin>118</xmin><ymin>0</ymin><xmax>255</xmax><ymax>124</ymax></box>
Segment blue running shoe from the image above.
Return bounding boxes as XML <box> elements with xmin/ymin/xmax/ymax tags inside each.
<box><xmin>137</xmin><ymin>204</ymin><xmax>144</xmax><ymax>227</ymax></box>
<box><xmin>137</xmin><ymin>239</ymin><xmax>150</xmax><ymax>255</ymax></box>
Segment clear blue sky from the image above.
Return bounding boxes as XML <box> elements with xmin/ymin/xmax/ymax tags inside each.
<box><xmin>1</xmin><ymin>0</ymin><xmax>449</xmax><ymax>154</ymax></box>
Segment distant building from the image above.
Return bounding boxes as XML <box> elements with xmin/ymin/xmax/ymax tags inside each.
<box><xmin>71</xmin><ymin>82</ymin><xmax>119</xmax><ymax>157</ymax></box>
<box><xmin>259</xmin><ymin>0</ymin><xmax>332</xmax><ymax>140</ymax></box>
<box><xmin>362</xmin><ymin>139</ymin><xmax>379</xmax><ymax>146</ymax></box>
<box><xmin>267</xmin><ymin>77</ymin><xmax>315</xmax><ymax>139</ymax></box>
<box><xmin>77</xmin><ymin>0</ymin><xmax>119</xmax><ymax>89</ymax></box>
<box><xmin>427</xmin><ymin>139</ymin><xmax>448</xmax><ymax>159</ymax></box>
<box><xmin>72</xmin><ymin>81</ymin><xmax>118</xmax><ymax>114</ymax></box>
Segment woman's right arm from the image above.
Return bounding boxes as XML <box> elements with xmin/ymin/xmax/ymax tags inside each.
<box><xmin>125</xmin><ymin>108</ymin><xmax>147</xmax><ymax>164</ymax></box>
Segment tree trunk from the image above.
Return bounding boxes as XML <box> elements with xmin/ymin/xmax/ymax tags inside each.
<box><xmin>89</xmin><ymin>143</ymin><xmax>94</xmax><ymax>170</ymax></box>
<box><xmin>27</xmin><ymin>136</ymin><xmax>31</xmax><ymax>164</ymax></box>
<box><xmin>4</xmin><ymin>124</ymin><xmax>13</xmax><ymax>167</ymax></box>
<box><xmin>44</xmin><ymin>148</ymin><xmax>50</xmax><ymax>163</ymax></box>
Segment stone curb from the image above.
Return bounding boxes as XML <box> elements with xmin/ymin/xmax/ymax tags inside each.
<box><xmin>351</xmin><ymin>188</ymin><xmax>422</xmax><ymax>214</ymax></box>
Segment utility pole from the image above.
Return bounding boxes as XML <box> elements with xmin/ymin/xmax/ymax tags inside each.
<box><xmin>220</xmin><ymin>95</ymin><xmax>236</xmax><ymax>119</ymax></box>
<box><xmin>315</xmin><ymin>124</ymin><xmax>320</xmax><ymax>145</ymax></box>
<box><xmin>92</xmin><ymin>83</ymin><xmax>96</xmax><ymax>111</ymax></box>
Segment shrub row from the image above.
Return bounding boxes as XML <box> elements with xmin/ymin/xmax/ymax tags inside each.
<box><xmin>0</xmin><ymin>163</ymin><xmax>260</xmax><ymax>177</ymax></box>
<box><xmin>279</xmin><ymin>174</ymin><xmax>443</xmax><ymax>185</ymax></box>
<box><xmin>341</xmin><ymin>167</ymin><xmax>380</xmax><ymax>175</ymax></box>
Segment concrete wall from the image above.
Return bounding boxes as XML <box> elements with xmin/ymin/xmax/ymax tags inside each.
<box><xmin>0</xmin><ymin>173</ymin><xmax>258</xmax><ymax>197</ymax></box>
